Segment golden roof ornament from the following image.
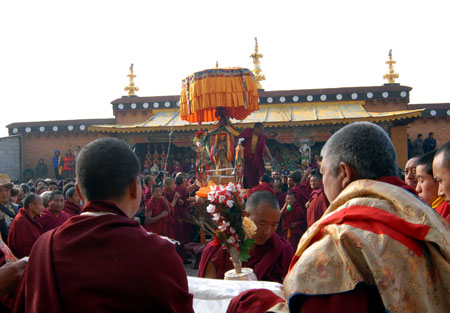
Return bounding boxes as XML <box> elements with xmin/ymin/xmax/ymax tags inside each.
<box><xmin>216</xmin><ymin>61</ymin><xmax>219</xmax><ymax>68</ymax></box>
<box><xmin>250</xmin><ymin>37</ymin><xmax>265</xmax><ymax>89</ymax></box>
<box><xmin>383</xmin><ymin>49</ymin><xmax>399</xmax><ymax>84</ymax></box>
<box><xmin>124</xmin><ymin>64</ymin><xmax>139</xmax><ymax>96</ymax></box>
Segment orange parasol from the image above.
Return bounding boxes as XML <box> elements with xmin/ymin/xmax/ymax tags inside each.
<box><xmin>179</xmin><ymin>68</ymin><xmax>259</xmax><ymax>124</ymax></box>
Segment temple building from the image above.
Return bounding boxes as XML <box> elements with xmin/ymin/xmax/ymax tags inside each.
<box><xmin>4</xmin><ymin>44</ymin><xmax>450</xmax><ymax>180</ymax></box>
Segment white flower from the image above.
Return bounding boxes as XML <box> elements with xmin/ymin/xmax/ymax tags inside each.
<box><xmin>219</xmin><ymin>195</ymin><xmax>226</xmax><ymax>203</ymax></box>
<box><xmin>218</xmin><ymin>224</ymin><xmax>227</xmax><ymax>232</ymax></box>
<box><xmin>227</xmin><ymin>236</ymin><xmax>236</xmax><ymax>244</ymax></box>
<box><xmin>226</xmin><ymin>182</ymin><xmax>237</xmax><ymax>193</ymax></box>
<box><xmin>226</xmin><ymin>199</ymin><xmax>234</xmax><ymax>208</ymax></box>
<box><xmin>206</xmin><ymin>204</ymin><xmax>216</xmax><ymax>213</ymax></box>
<box><xmin>219</xmin><ymin>185</ymin><xmax>225</xmax><ymax>192</ymax></box>
<box><xmin>229</xmin><ymin>227</ymin><xmax>236</xmax><ymax>234</ymax></box>
<box><xmin>236</xmin><ymin>184</ymin><xmax>242</xmax><ymax>191</ymax></box>
<box><xmin>213</xmin><ymin>213</ymin><xmax>221</xmax><ymax>221</ymax></box>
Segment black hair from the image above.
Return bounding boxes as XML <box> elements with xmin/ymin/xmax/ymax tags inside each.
<box><xmin>151</xmin><ymin>184</ymin><xmax>162</xmax><ymax>193</ymax></box>
<box><xmin>62</xmin><ymin>183</ymin><xmax>75</xmax><ymax>198</ymax></box>
<box><xmin>246</xmin><ymin>191</ymin><xmax>280</xmax><ymax>213</ymax></box>
<box><xmin>49</xmin><ymin>190</ymin><xmax>64</xmax><ymax>201</ymax></box>
<box><xmin>175</xmin><ymin>175</ymin><xmax>184</xmax><ymax>186</ymax></box>
<box><xmin>24</xmin><ymin>193</ymin><xmax>40</xmax><ymax>210</ymax></box>
<box><xmin>76</xmin><ymin>138</ymin><xmax>141</xmax><ymax>201</ymax></box>
<box><xmin>290</xmin><ymin>171</ymin><xmax>302</xmax><ymax>184</ymax></box>
<box><xmin>259</xmin><ymin>174</ymin><xmax>272</xmax><ymax>184</ymax></box>
<box><xmin>436</xmin><ymin>141</ymin><xmax>450</xmax><ymax>167</ymax></box>
<box><xmin>144</xmin><ymin>175</ymin><xmax>154</xmax><ymax>186</ymax></box>
<box><xmin>66</xmin><ymin>187</ymin><xmax>77</xmax><ymax>199</ymax></box>
<box><xmin>310</xmin><ymin>169</ymin><xmax>322</xmax><ymax>180</ymax></box>
<box><xmin>417</xmin><ymin>150</ymin><xmax>437</xmax><ymax>176</ymax></box>
<box><xmin>286</xmin><ymin>192</ymin><xmax>296</xmax><ymax>199</ymax></box>
<box><xmin>254</xmin><ymin>122</ymin><xmax>264</xmax><ymax>129</ymax></box>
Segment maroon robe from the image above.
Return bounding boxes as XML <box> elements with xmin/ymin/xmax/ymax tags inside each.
<box><xmin>7</xmin><ymin>208</ymin><xmax>43</xmax><ymax>259</ymax></box>
<box><xmin>239</xmin><ymin>128</ymin><xmax>267</xmax><ymax>189</ymax></box>
<box><xmin>307</xmin><ymin>188</ymin><xmax>329</xmax><ymax>227</ymax></box>
<box><xmin>281</xmin><ymin>201</ymin><xmax>306</xmax><ymax>249</ymax></box>
<box><xmin>40</xmin><ymin>208</ymin><xmax>70</xmax><ymax>232</ymax></box>
<box><xmin>144</xmin><ymin>196</ymin><xmax>166</xmax><ymax>235</ymax></box>
<box><xmin>275</xmin><ymin>191</ymin><xmax>287</xmax><ymax>210</ymax></box>
<box><xmin>245</xmin><ymin>182</ymin><xmax>275</xmax><ymax>199</ymax></box>
<box><xmin>198</xmin><ymin>233</ymin><xmax>293</xmax><ymax>283</ymax></box>
<box><xmin>63</xmin><ymin>200</ymin><xmax>81</xmax><ymax>217</ymax></box>
<box><xmin>12</xmin><ymin>201</ymin><xmax>193</xmax><ymax>313</ymax></box>
<box><xmin>173</xmin><ymin>186</ymin><xmax>191</xmax><ymax>245</ymax></box>
<box><xmin>435</xmin><ymin>200</ymin><xmax>450</xmax><ymax>222</ymax></box>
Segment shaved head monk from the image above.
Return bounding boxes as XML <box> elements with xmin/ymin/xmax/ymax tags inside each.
<box><xmin>227</xmin><ymin>122</ymin><xmax>450</xmax><ymax>313</ymax></box>
<box><xmin>198</xmin><ymin>191</ymin><xmax>293</xmax><ymax>283</ymax></box>
<box><xmin>13</xmin><ymin>138</ymin><xmax>193</xmax><ymax>313</ymax></box>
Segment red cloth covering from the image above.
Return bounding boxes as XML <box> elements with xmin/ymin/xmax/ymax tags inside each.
<box><xmin>378</xmin><ymin>176</ymin><xmax>418</xmax><ymax>195</ymax></box>
<box><xmin>40</xmin><ymin>208</ymin><xmax>70</xmax><ymax>232</ymax></box>
<box><xmin>275</xmin><ymin>191</ymin><xmax>287</xmax><ymax>210</ymax></box>
<box><xmin>239</xmin><ymin>128</ymin><xmax>267</xmax><ymax>189</ymax></box>
<box><xmin>198</xmin><ymin>233</ymin><xmax>293</xmax><ymax>283</ymax></box>
<box><xmin>8</xmin><ymin>208</ymin><xmax>43</xmax><ymax>259</ymax></box>
<box><xmin>290</xmin><ymin>183</ymin><xmax>309</xmax><ymax>205</ymax></box>
<box><xmin>435</xmin><ymin>200</ymin><xmax>450</xmax><ymax>222</ymax></box>
<box><xmin>245</xmin><ymin>182</ymin><xmax>275</xmax><ymax>199</ymax></box>
<box><xmin>281</xmin><ymin>201</ymin><xmax>306</xmax><ymax>250</ymax></box>
<box><xmin>144</xmin><ymin>197</ymin><xmax>166</xmax><ymax>235</ymax></box>
<box><xmin>226</xmin><ymin>283</ymin><xmax>384</xmax><ymax>313</ymax></box>
<box><xmin>12</xmin><ymin>201</ymin><xmax>193</xmax><ymax>313</ymax></box>
<box><xmin>63</xmin><ymin>155</ymin><xmax>74</xmax><ymax>171</ymax></box>
<box><xmin>63</xmin><ymin>200</ymin><xmax>81</xmax><ymax>217</ymax></box>
<box><xmin>307</xmin><ymin>188</ymin><xmax>329</xmax><ymax>227</ymax></box>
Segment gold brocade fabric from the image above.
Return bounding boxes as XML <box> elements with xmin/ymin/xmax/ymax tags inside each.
<box><xmin>270</xmin><ymin>179</ymin><xmax>450</xmax><ymax>313</ymax></box>
<box><xmin>179</xmin><ymin>68</ymin><xmax>259</xmax><ymax>123</ymax></box>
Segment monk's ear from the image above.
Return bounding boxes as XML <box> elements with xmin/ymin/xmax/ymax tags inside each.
<box><xmin>75</xmin><ymin>183</ymin><xmax>85</xmax><ymax>203</ymax></box>
<box><xmin>339</xmin><ymin>162</ymin><xmax>357</xmax><ymax>189</ymax></box>
<box><xmin>128</xmin><ymin>177</ymin><xmax>140</xmax><ymax>200</ymax></box>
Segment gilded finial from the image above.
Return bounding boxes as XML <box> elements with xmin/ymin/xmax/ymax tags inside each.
<box><xmin>124</xmin><ymin>63</ymin><xmax>139</xmax><ymax>96</ymax></box>
<box><xmin>383</xmin><ymin>49</ymin><xmax>399</xmax><ymax>84</ymax></box>
<box><xmin>216</xmin><ymin>61</ymin><xmax>219</xmax><ymax>68</ymax></box>
<box><xmin>250</xmin><ymin>37</ymin><xmax>265</xmax><ymax>89</ymax></box>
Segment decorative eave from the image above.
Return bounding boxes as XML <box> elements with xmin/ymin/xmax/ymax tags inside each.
<box><xmin>7</xmin><ymin>118</ymin><xmax>115</xmax><ymax>136</ymax></box>
<box><xmin>110</xmin><ymin>85</ymin><xmax>413</xmax><ymax>112</ymax></box>
<box><xmin>408</xmin><ymin>103</ymin><xmax>450</xmax><ymax>118</ymax></box>
<box><xmin>89</xmin><ymin>102</ymin><xmax>423</xmax><ymax>134</ymax></box>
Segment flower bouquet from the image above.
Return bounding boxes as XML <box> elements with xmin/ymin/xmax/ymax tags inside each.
<box><xmin>204</xmin><ymin>182</ymin><xmax>257</xmax><ymax>280</ymax></box>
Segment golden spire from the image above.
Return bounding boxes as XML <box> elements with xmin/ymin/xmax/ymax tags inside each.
<box><xmin>216</xmin><ymin>61</ymin><xmax>219</xmax><ymax>68</ymax></box>
<box><xmin>124</xmin><ymin>63</ymin><xmax>139</xmax><ymax>96</ymax></box>
<box><xmin>250</xmin><ymin>37</ymin><xmax>265</xmax><ymax>89</ymax></box>
<box><xmin>383</xmin><ymin>49</ymin><xmax>399</xmax><ymax>84</ymax></box>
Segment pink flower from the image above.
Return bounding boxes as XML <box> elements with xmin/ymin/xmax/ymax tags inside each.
<box><xmin>213</xmin><ymin>213</ymin><xmax>221</xmax><ymax>221</ymax></box>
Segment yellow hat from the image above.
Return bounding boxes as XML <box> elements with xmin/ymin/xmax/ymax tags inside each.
<box><xmin>0</xmin><ymin>174</ymin><xmax>13</xmax><ymax>189</ymax></box>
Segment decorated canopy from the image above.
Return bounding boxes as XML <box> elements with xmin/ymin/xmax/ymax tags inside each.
<box><xmin>179</xmin><ymin>68</ymin><xmax>259</xmax><ymax>124</ymax></box>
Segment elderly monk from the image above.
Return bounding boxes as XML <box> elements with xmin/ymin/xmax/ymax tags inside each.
<box><xmin>63</xmin><ymin>187</ymin><xmax>82</xmax><ymax>216</ymax></box>
<box><xmin>40</xmin><ymin>190</ymin><xmax>70</xmax><ymax>232</ymax></box>
<box><xmin>433</xmin><ymin>141</ymin><xmax>450</xmax><ymax>220</ymax></box>
<box><xmin>199</xmin><ymin>191</ymin><xmax>293</xmax><ymax>283</ymax></box>
<box><xmin>13</xmin><ymin>138</ymin><xmax>193</xmax><ymax>313</ymax></box>
<box><xmin>238</xmin><ymin>122</ymin><xmax>275</xmax><ymax>189</ymax></box>
<box><xmin>245</xmin><ymin>174</ymin><xmax>275</xmax><ymax>199</ymax></box>
<box><xmin>404</xmin><ymin>156</ymin><xmax>419</xmax><ymax>189</ymax></box>
<box><xmin>416</xmin><ymin>150</ymin><xmax>450</xmax><ymax>222</ymax></box>
<box><xmin>227</xmin><ymin>122</ymin><xmax>450</xmax><ymax>313</ymax></box>
<box><xmin>8</xmin><ymin>193</ymin><xmax>44</xmax><ymax>258</ymax></box>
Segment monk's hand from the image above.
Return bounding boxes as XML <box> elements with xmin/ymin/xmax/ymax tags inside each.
<box><xmin>178</xmin><ymin>199</ymin><xmax>184</xmax><ymax>205</ymax></box>
<box><xmin>0</xmin><ymin>260</ymin><xmax>27</xmax><ymax>296</ymax></box>
<box><xmin>174</xmin><ymin>192</ymin><xmax>180</xmax><ymax>200</ymax></box>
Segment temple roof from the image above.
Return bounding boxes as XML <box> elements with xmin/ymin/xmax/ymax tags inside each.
<box><xmin>89</xmin><ymin>101</ymin><xmax>422</xmax><ymax>134</ymax></box>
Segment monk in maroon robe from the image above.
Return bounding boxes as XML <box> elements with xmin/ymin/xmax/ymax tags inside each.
<box><xmin>307</xmin><ymin>188</ymin><xmax>329</xmax><ymax>227</ymax></box>
<box><xmin>238</xmin><ymin>123</ymin><xmax>275</xmax><ymax>189</ymax></box>
<box><xmin>280</xmin><ymin>192</ymin><xmax>306</xmax><ymax>249</ymax></box>
<box><xmin>13</xmin><ymin>137</ymin><xmax>193</xmax><ymax>313</ymax></box>
<box><xmin>8</xmin><ymin>193</ymin><xmax>44</xmax><ymax>258</ymax></box>
<box><xmin>143</xmin><ymin>175</ymin><xmax>155</xmax><ymax>202</ymax></box>
<box><xmin>244</xmin><ymin>174</ymin><xmax>275</xmax><ymax>199</ymax></box>
<box><xmin>144</xmin><ymin>185</ymin><xmax>170</xmax><ymax>236</ymax></box>
<box><xmin>162</xmin><ymin>177</ymin><xmax>180</xmax><ymax>240</ymax></box>
<box><xmin>273</xmin><ymin>181</ymin><xmax>287</xmax><ymax>209</ymax></box>
<box><xmin>199</xmin><ymin>191</ymin><xmax>293</xmax><ymax>283</ymax></box>
<box><xmin>63</xmin><ymin>187</ymin><xmax>81</xmax><ymax>216</ymax></box>
<box><xmin>41</xmin><ymin>191</ymin><xmax>70</xmax><ymax>232</ymax></box>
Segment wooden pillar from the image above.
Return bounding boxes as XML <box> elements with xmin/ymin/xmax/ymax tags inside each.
<box><xmin>390</xmin><ymin>125</ymin><xmax>408</xmax><ymax>168</ymax></box>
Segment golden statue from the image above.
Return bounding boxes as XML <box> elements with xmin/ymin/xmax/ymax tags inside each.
<box><xmin>383</xmin><ymin>49</ymin><xmax>399</xmax><ymax>84</ymax></box>
<box><xmin>250</xmin><ymin>37</ymin><xmax>266</xmax><ymax>89</ymax></box>
<box><xmin>124</xmin><ymin>63</ymin><xmax>139</xmax><ymax>96</ymax></box>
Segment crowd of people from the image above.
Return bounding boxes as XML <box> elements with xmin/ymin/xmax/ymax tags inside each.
<box><xmin>0</xmin><ymin>122</ymin><xmax>448</xmax><ymax>312</ymax></box>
